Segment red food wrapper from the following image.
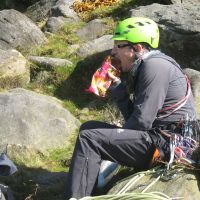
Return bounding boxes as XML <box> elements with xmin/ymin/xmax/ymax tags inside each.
<box><xmin>85</xmin><ymin>56</ymin><xmax>121</xmax><ymax>97</ymax></box>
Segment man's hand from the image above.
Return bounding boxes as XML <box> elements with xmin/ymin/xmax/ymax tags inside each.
<box><xmin>107</xmin><ymin>71</ymin><xmax>120</xmax><ymax>83</ymax></box>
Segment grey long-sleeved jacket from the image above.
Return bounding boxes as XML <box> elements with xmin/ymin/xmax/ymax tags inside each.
<box><xmin>109</xmin><ymin>51</ymin><xmax>197</xmax><ymax>130</ymax></box>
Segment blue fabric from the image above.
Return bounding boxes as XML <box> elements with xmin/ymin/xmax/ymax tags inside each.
<box><xmin>0</xmin><ymin>153</ymin><xmax>17</xmax><ymax>176</ymax></box>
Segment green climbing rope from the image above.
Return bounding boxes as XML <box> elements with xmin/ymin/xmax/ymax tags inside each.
<box><xmin>79</xmin><ymin>166</ymin><xmax>186</xmax><ymax>200</ymax></box>
<box><xmin>80</xmin><ymin>191</ymin><xmax>183</xmax><ymax>200</ymax></box>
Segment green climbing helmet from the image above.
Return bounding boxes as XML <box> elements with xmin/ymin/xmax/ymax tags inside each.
<box><xmin>112</xmin><ymin>17</ymin><xmax>159</xmax><ymax>48</ymax></box>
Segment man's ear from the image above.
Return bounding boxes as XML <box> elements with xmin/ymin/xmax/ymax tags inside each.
<box><xmin>133</xmin><ymin>44</ymin><xmax>144</xmax><ymax>53</ymax></box>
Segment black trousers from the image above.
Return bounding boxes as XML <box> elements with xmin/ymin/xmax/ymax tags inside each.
<box><xmin>64</xmin><ymin>121</ymin><xmax>155</xmax><ymax>199</ymax></box>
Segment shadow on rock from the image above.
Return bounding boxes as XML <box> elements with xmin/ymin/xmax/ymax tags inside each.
<box><xmin>55</xmin><ymin>50</ymin><xmax>111</xmax><ymax>109</ymax></box>
<box><xmin>0</xmin><ymin>165</ymin><xmax>68</xmax><ymax>200</ymax></box>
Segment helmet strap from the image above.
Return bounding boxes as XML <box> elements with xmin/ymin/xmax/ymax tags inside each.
<box><xmin>130</xmin><ymin>58</ymin><xmax>142</xmax><ymax>77</ymax></box>
<box><xmin>129</xmin><ymin>47</ymin><xmax>150</xmax><ymax>77</ymax></box>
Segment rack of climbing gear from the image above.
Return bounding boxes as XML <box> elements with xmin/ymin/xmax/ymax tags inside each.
<box><xmin>166</xmin><ymin>114</ymin><xmax>200</xmax><ymax>170</ymax></box>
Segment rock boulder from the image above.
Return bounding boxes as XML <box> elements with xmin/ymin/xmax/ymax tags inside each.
<box><xmin>43</xmin><ymin>16</ymin><xmax>74</xmax><ymax>33</ymax></box>
<box><xmin>51</xmin><ymin>0</ymin><xmax>79</xmax><ymax>20</ymax></box>
<box><xmin>28</xmin><ymin>56</ymin><xmax>72</xmax><ymax>68</ymax></box>
<box><xmin>0</xmin><ymin>49</ymin><xmax>29</xmax><ymax>88</ymax></box>
<box><xmin>76</xmin><ymin>19</ymin><xmax>110</xmax><ymax>41</ymax></box>
<box><xmin>77</xmin><ymin>35</ymin><xmax>114</xmax><ymax>57</ymax></box>
<box><xmin>26</xmin><ymin>0</ymin><xmax>58</xmax><ymax>22</ymax></box>
<box><xmin>0</xmin><ymin>9</ymin><xmax>47</xmax><ymax>52</ymax></box>
<box><xmin>0</xmin><ymin>88</ymin><xmax>80</xmax><ymax>151</ymax></box>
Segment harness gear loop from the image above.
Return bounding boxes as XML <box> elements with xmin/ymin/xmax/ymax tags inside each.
<box><xmin>167</xmin><ymin>134</ymin><xmax>176</xmax><ymax>170</ymax></box>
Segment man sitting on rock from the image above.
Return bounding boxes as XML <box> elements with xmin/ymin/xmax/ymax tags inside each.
<box><xmin>64</xmin><ymin>17</ymin><xmax>198</xmax><ymax>200</ymax></box>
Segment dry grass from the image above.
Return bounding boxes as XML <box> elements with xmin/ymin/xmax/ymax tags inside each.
<box><xmin>0</xmin><ymin>74</ymin><xmax>29</xmax><ymax>89</ymax></box>
<box><xmin>72</xmin><ymin>0</ymin><xmax>119</xmax><ymax>13</ymax></box>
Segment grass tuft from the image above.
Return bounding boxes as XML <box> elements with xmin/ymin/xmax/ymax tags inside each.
<box><xmin>4</xmin><ymin>131</ymin><xmax>78</xmax><ymax>200</ymax></box>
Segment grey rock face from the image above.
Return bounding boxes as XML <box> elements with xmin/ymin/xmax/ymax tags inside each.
<box><xmin>51</xmin><ymin>3</ymin><xmax>79</xmax><ymax>20</ymax></box>
<box><xmin>50</xmin><ymin>0</ymin><xmax>79</xmax><ymax>20</ymax></box>
<box><xmin>129</xmin><ymin>3</ymin><xmax>200</xmax><ymax>70</ymax></box>
<box><xmin>0</xmin><ymin>0</ymin><xmax>39</xmax><ymax>11</ymax></box>
<box><xmin>183</xmin><ymin>68</ymin><xmax>200</xmax><ymax>99</ymax></box>
<box><xmin>43</xmin><ymin>16</ymin><xmax>74</xmax><ymax>33</ymax></box>
<box><xmin>77</xmin><ymin>35</ymin><xmax>114</xmax><ymax>57</ymax></box>
<box><xmin>26</xmin><ymin>0</ymin><xmax>58</xmax><ymax>22</ymax></box>
<box><xmin>33</xmin><ymin>71</ymin><xmax>51</xmax><ymax>84</ymax></box>
<box><xmin>0</xmin><ymin>88</ymin><xmax>80</xmax><ymax>151</ymax></box>
<box><xmin>28</xmin><ymin>56</ymin><xmax>72</xmax><ymax>68</ymax></box>
<box><xmin>2</xmin><ymin>0</ymin><xmax>39</xmax><ymax>8</ymax></box>
<box><xmin>76</xmin><ymin>19</ymin><xmax>110</xmax><ymax>41</ymax></box>
<box><xmin>0</xmin><ymin>49</ymin><xmax>28</xmax><ymax>76</ymax></box>
<box><xmin>170</xmin><ymin>0</ymin><xmax>200</xmax><ymax>4</ymax></box>
<box><xmin>0</xmin><ymin>49</ymin><xmax>30</xmax><ymax>88</ymax></box>
<box><xmin>56</xmin><ymin>0</ymin><xmax>75</xmax><ymax>6</ymax></box>
<box><xmin>0</xmin><ymin>9</ymin><xmax>47</xmax><ymax>52</ymax></box>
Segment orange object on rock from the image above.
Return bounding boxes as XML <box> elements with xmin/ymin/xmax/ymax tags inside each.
<box><xmin>149</xmin><ymin>148</ymin><xmax>162</xmax><ymax>167</ymax></box>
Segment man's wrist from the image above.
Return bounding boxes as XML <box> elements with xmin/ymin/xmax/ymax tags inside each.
<box><xmin>113</xmin><ymin>77</ymin><xmax>120</xmax><ymax>83</ymax></box>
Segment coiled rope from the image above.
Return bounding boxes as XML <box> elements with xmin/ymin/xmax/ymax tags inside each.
<box><xmin>80</xmin><ymin>191</ymin><xmax>183</xmax><ymax>200</ymax></box>
<box><xmin>79</xmin><ymin>167</ymin><xmax>184</xmax><ymax>200</ymax></box>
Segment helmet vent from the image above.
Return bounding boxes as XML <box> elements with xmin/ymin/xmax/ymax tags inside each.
<box><xmin>115</xmin><ymin>32</ymin><xmax>120</xmax><ymax>35</ymax></box>
<box><xmin>135</xmin><ymin>22</ymin><xmax>144</xmax><ymax>26</ymax></box>
<box><xmin>145</xmin><ymin>21</ymin><xmax>151</xmax><ymax>24</ymax></box>
<box><xmin>124</xmin><ymin>30</ymin><xmax>130</xmax><ymax>34</ymax></box>
<box><xmin>127</xmin><ymin>25</ymin><xmax>135</xmax><ymax>28</ymax></box>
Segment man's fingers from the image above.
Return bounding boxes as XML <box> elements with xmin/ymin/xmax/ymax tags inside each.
<box><xmin>107</xmin><ymin>71</ymin><xmax>117</xmax><ymax>79</ymax></box>
<box><xmin>107</xmin><ymin>71</ymin><xmax>120</xmax><ymax>82</ymax></box>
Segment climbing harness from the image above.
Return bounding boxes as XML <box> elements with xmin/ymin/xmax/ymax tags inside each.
<box><xmin>168</xmin><ymin>114</ymin><xmax>199</xmax><ymax>168</ymax></box>
<box><xmin>149</xmin><ymin>116</ymin><xmax>200</xmax><ymax>170</ymax></box>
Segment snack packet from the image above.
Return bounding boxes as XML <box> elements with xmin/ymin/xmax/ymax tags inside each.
<box><xmin>85</xmin><ymin>56</ymin><xmax>120</xmax><ymax>97</ymax></box>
